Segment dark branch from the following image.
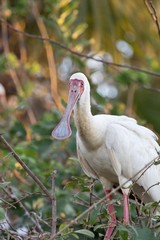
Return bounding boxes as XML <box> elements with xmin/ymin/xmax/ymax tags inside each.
<box><xmin>50</xmin><ymin>170</ymin><xmax>57</xmax><ymax>239</ymax></box>
<box><xmin>1</xmin><ymin>18</ymin><xmax>160</xmax><ymax>77</ymax></box>
<box><xmin>144</xmin><ymin>0</ymin><xmax>160</xmax><ymax>38</ymax></box>
<box><xmin>50</xmin><ymin>155</ymin><xmax>160</xmax><ymax>239</ymax></box>
<box><xmin>0</xmin><ymin>134</ymin><xmax>52</xmax><ymax>201</ymax></box>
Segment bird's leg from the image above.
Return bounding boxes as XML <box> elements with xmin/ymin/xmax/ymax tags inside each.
<box><xmin>104</xmin><ymin>189</ymin><xmax>117</xmax><ymax>240</ymax></box>
<box><xmin>123</xmin><ymin>193</ymin><xmax>130</xmax><ymax>225</ymax></box>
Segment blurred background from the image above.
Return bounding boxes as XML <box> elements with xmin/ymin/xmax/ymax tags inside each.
<box><xmin>0</xmin><ymin>0</ymin><xmax>160</xmax><ymax>239</ymax></box>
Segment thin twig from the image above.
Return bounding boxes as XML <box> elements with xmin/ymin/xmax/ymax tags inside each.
<box><xmin>1</xmin><ymin>19</ymin><xmax>22</xmax><ymax>92</ymax></box>
<box><xmin>74</xmin><ymin>193</ymin><xmax>91</xmax><ymax>206</ymax></box>
<box><xmin>142</xmin><ymin>86</ymin><xmax>160</xmax><ymax>93</ymax></box>
<box><xmin>144</xmin><ymin>0</ymin><xmax>160</xmax><ymax>37</ymax></box>
<box><xmin>50</xmin><ymin>154</ymin><xmax>159</xmax><ymax>239</ymax></box>
<box><xmin>50</xmin><ymin>170</ymin><xmax>57</xmax><ymax>239</ymax></box>
<box><xmin>1</xmin><ymin>19</ymin><xmax>160</xmax><ymax>77</ymax></box>
<box><xmin>9</xmin><ymin>192</ymin><xmax>46</xmax><ymax>206</ymax></box>
<box><xmin>2</xmin><ymin>185</ymin><xmax>43</xmax><ymax>233</ymax></box>
<box><xmin>140</xmin><ymin>182</ymin><xmax>160</xmax><ymax>215</ymax></box>
<box><xmin>0</xmin><ymin>227</ymin><xmax>22</xmax><ymax>240</ymax></box>
<box><xmin>32</xmin><ymin>212</ymin><xmax>51</xmax><ymax>228</ymax></box>
<box><xmin>1</xmin><ymin>16</ymin><xmax>37</xmax><ymax>125</ymax></box>
<box><xmin>0</xmin><ymin>134</ymin><xmax>52</xmax><ymax>201</ymax></box>
<box><xmin>0</xmin><ymin>197</ymin><xmax>16</xmax><ymax>209</ymax></box>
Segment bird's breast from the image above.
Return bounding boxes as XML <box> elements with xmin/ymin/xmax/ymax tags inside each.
<box><xmin>77</xmin><ymin>137</ymin><xmax>118</xmax><ymax>183</ymax></box>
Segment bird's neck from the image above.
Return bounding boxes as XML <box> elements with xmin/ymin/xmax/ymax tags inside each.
<box><xmin>73</xmin><ymin>92</ymin><xmax>100</xmax><ymax>148</ymax></box>
<box><xmin>74</xmin><ymin>91</ymin><xmax>92</xmax><ymax>128</ymax></box>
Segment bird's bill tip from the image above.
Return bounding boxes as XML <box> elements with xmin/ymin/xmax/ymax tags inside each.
<box><xmin>52</xmin><ymin>119</ymin><xmax>72</xmax><ymax>140</ymax></box>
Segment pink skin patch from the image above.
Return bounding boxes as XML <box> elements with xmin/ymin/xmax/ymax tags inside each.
<box><xmin>123</xmin><ymin>193</ymin><xmax>130</xmax><ymax>225</ymax></box>
<box><xmin>104</xmin><ymin>189</ymin><xmax>117</xmax><ymax>240</ymax></box>
<box><xmin>52</xmin><ymin>79</ymin><xmax>84</xmax><ymax>140</ymax></box>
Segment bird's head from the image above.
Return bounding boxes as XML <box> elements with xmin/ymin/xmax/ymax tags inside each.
<box><xmin>52</xmin><ymin>72</ymin><xmax>89</xmax><ymax>140</ymax></box>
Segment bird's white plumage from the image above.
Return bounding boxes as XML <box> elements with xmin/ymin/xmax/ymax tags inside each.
<box><xmin>72</xmin><ymin>72</ymin><xmax>160</xmax><ymax>202</ymax></box>
<box><xmin>52</xmin><ymin>72</ymin><xmax>160</xmax><ymax>239</ymax></box>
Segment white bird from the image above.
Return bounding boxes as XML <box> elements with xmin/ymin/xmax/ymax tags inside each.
<box><xmin>52</xmin><ymin>72</ymin><xmax>160</xmax><ymax>240</ymax></box>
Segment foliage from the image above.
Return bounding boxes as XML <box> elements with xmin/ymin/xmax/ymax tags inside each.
<box><xmin>0</xmin><ymin>0</ymin><xmax>160</xmax><ymax>239</ymax></box>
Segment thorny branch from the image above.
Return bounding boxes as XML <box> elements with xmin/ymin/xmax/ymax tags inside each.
<box><xmin>1</xmin><ymin>18</ymin><xmax>160</xmax><ymax>78</ymax></box>
<box><xmin>144</xmin><ymin>0</ymin><xmax>160</xmax><ymax>37</ymax></box>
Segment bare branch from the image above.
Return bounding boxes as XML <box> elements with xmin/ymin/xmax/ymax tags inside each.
<box><xmin>1</xmin><ymin>20</ymin><xmax>22</xmax><ymax>92</ymax></box>
<box><xmin>2</xmin><ymin>185</ymin><xmax>43</xmax><ymax>233</ymax></box>
<box><xmin>142</xmin><ymin>86</ymin><xmax>160</xmax><ymax>93</ymax></box>
<box><xmin>0</xmin><ymin>227</ymin><xmax>22</xmax><ymax>240</ymax></box>
<box><xmin>0</xmin><ymin>134</ymin><xmax>52</xmax><ymax>201</ymax></box>
<box><xmin>51</xmin><ymin>170</ymin><xmax>57</xmax><ymax>239</ymax></box>
<box><xmin>1</xmin><ymin>18</ymin><xmax>37</xmax><ymax>125</ymax></box>
<box><xmin>1</xmin><ymin>19</ymin><xmax>160</xmax><ymax>78</ymax></box>
<box><xmin>50</xmin><ymin>155</ymin><xmax>159</xmax><ymax>239</ymax></box>
<box><xmin>0</xmin><ymin>197</ymin><xmax>16</xmax><ymax>209</ymax></box>
<box><xmin>144</xmin><ymin>0</ymin><xmax>160</xmax><ymax>37</ymax></box>
<box><xmin>10</xmin><ymin>192</ymin><xmax>46</xmax><ymax>206</ymax></box>
<box><xmin>140</xmin><ymin>181</ymin><xmax>160</xmax><ymax>215</ymax></box>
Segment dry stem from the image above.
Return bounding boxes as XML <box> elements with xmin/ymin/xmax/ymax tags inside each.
<box><xmin>32</xmin><ymin>3</ymin><xmax>63</xmax><ymax>111</ymax></box>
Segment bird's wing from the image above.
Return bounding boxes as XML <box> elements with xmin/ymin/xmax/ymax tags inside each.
<box><xmin>121</xmin><ymin>117</ymin><xmax>158</xmax><ymax>138</ymax></box>
<box><xmin>76</xmin><ymin>138</ymin><xmax>99</xmax><ymax>179</ymax></box>
<box><xmin>111</xmin><ymin>115</ymin><xmax>159</xmax><ymax>150</ymax></box>
<box><xmin>105</xmin><ymin>122</ymin><xmax>160</xmax><ymax>201</ymax></box>
<box><xmin>106</xmin><ymin>136</ymin><xmax>133</xmax><ymax>194</ymax></box>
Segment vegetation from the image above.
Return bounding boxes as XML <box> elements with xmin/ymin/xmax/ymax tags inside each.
<box><xmin>0</xmin><ymin>0</ymin><xmax>160</xmax><ymax>239</ymax></box>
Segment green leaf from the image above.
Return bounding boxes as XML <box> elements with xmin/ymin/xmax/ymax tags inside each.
<box><xmin>134</xmin><ymin>227</ymin><xmax>156</xmax><ymax>240</ymax></box>
<box><xmin>117</xmin><ymin>224</ymin><xmax>130</xmax><ymax>232</ymax></box>
<box><xmin>74</xmin><ymin>229</ymin><xmax>95</xmax><ymax>238</ymax></box>
<box><xmin>72</xmin><ymin>23</ymin><xmax>88</xmax><ymax>39</ymax></box>
<box><xmin>0</xmin><ymin>207</ymin><xmax>5</xmax><ymax>221</ymax></box>
<box><xmin>0</xmin><ymin>55</ymin><xmax>7</xmax><ymax>72</ymax></box>
<box><xmin>88</xmin><ymin>208</ymin><xmax>99</xmax><ymax>225</ymax></box>
<box><xmin>6</xmin><ymin>53</ymin><xmax>19</xmax><ymax>69</ymax></box>
<box><xmin>0</xmin><ymin>182</ymin><xmax>10</xmax><ymax>188</ymax></box>
<box><xmin>59</xmin><ymin>223</ymin><xmax>71</xmax><ymax>235</ymax></box>
<box><xmin>71</xmin><ymin>233</ymin><xmax>79</xmax><ymax>239</ymax></box>
<box><xmin>94</xmin><ymin>223</ymin><xmax>106</xmax><ymax>231</ymax></box>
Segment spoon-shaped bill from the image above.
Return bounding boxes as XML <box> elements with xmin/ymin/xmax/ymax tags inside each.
<box><xmin>52</xmin><ymin>80</ymin><xmax>82</xmax><ymax>140</ymax></box>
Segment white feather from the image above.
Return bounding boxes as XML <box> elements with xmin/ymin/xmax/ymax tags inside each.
<box><xmin>71</xmin><ymin>73</ymin><xmax>160</xmax><ymax>202</ymax></box>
